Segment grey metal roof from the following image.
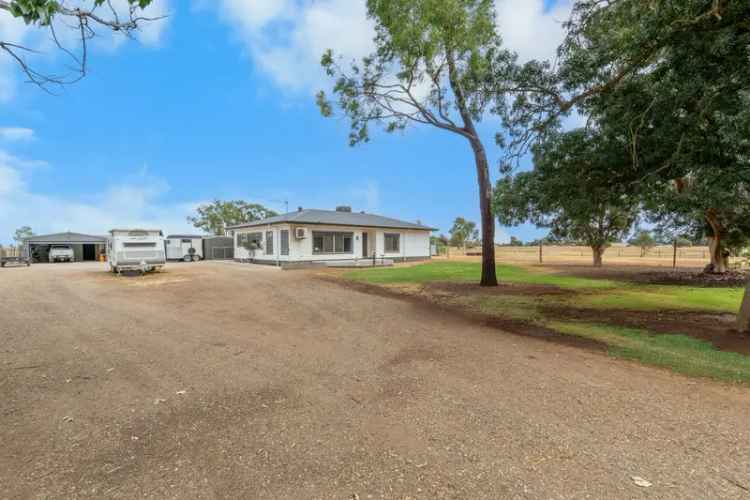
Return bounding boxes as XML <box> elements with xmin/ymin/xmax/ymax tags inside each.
<box><xmin>166</xmin><ymin>234</ymin><xmax>205</xmax><ymax>239</ymax></box>
<box><xmin>227</xmin><ymin>209</ymin><xmax>435</xmax><ymax>231</ymax></box>
<box><xmin>25</xmin><ymin>232</ymin><xmax>107</xmax><ymax>244</ymax></box>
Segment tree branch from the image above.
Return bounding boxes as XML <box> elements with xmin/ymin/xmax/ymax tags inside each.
<box><xmin>0</xmin><ymin>0</ymin><xmax>164</xmax><ymax>92</ymax></box>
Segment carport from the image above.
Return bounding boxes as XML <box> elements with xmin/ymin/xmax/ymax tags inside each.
<box><xmin>26</xmin><ymin>232</ymin><xmax>107</xmax><ymax>263</ymax></box>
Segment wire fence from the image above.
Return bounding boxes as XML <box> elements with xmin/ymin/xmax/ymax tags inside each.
<box><xmin>439</xmin><ymin>245</ymin><xmax>745</xmax><ymax>268</ymax></box>
<box><xmin>0</xmin><ymin>245</ymin><xmax>22</xmax><ymax>258</ymax></box>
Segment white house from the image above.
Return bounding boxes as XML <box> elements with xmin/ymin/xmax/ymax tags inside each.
<box><xmin>228</xmin><ymin>207</ymin><xmax>434</xmax><ymax>266</ymax></box>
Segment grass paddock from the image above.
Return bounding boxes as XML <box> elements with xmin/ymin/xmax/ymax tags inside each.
<box><xmin>344</xmin><ymin>261</ymin><xmax>748</xmax><ymax>383</ymax></box>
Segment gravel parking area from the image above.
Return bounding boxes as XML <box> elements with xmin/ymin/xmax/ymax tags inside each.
<box><xmin>1</xmin><ymin>262</ymin><xmax>749</xmax><ymax>499</ymax></box>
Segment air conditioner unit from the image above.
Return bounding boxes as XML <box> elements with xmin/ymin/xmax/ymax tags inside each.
<box><xmin>295</xmin><ymin>227</ymin><xmax>308</xmax><ymax>239</ymax></box>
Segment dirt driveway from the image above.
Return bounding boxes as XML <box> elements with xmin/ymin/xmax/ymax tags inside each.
<box><xmin>1</xmin><ymin>262</ymin><xmax>749</xmax><ymax>499</ymax></box>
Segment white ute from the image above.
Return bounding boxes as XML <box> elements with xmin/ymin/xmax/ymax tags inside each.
<box><xmin>107</xmin><ymin>229</ymin><xmax>166</xmax><ymax>273</ymax></box>
<box><xmin>48</xmin><ymin>245</ymin><xmax>75</xmax><ymax>263</ymax></box>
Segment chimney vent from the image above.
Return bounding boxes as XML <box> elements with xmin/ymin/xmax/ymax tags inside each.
<box><xmin>297</xmin><ymin>206</ymin><xmax>303</xmax><ymax>212</ymax></box>
<box><xmin>335</xmin><ymin>205</ymin><xmax>352</xmax><ymax>212</ymax></box>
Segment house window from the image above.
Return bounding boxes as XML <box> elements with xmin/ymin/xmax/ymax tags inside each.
<box><xmin>312</xmin><ymin>231</ymin><xmax>354</xmax><ymax>254</ymax></box>
<box><xmin>280</xmin><ymin>230</ymin><xmax>289</xmax><ymax>256</ymax></box>
<box><xmin>385</xmin><ymin>233</ymin><xmax>400</xmax><ymax>253</ymax></box>
<box><xmin>265</xmin><ymin>231</ymin><xmax>274</xmax><ymax>255</ymax></box>
<box><xmin>238</xmin><ymin>232</ymin><xmax>263</xmax><ymax>251</ymax></box>
<box><xmin>124</xmin><ymin>242</ymin><xmax>156</xmax><ymax>248</ymax></box>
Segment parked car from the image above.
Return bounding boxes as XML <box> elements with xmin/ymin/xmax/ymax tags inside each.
<box><xmin>49</xmin><ymin>245</ymin><xmax>75</xmax><ymax>263</ymax></box>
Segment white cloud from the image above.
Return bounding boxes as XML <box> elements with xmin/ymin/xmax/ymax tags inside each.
<box><xmin>0</xmin><ymin>151</ymin><xmax>199</xmax><ymax>243</ymax></box>
<box><xmin>205</xmin><ymin>0</ymin><xmax>374</xmax><ymax>93</ymax></box>
<box><xmin>0</xmin><ymin>127</ymin><xmax>34</xmax><ymax>142</ymax></box>
<box><xmin>206</xmin><ymin>0</ymin><xmax>570</xmax><ymax>94</ymax></box>
<box><xmin>496</xmin><ymin>0</ymin><xmax>572</xmax><ymax>63</ymax></box>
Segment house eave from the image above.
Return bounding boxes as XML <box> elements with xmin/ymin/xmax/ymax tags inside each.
<box><xmin>227</xmin><ymin>221</ymin><xmax>436</xmax><ymax>231</ymax></box>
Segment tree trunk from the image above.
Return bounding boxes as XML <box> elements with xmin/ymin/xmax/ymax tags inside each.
<box><xmin>705</xmin><ymin>209</ymin><xmax>728</xmax><ymax>273</ymax></box>
<box><xmin>445</xmin><ymin>50</ymin><xmax>497</xmax><ymax>287</ymax></box>
<box><xmin>706</xmin><ymin>236</ymin><xmax>729</xmax><ymax>273</ymax></box>
<box><xmin>469</xmin><ymin>138</ymin><xmax>498</xmax><ymax>286</ymax></box>
<box><xmin>738</xmin><ymin>283</ymin><xmax>750</xmax><ymax>333</ymax></box>
<box><xmin>592</xmin><ymin>245</ymin><xmax>605</xmax><ymax>267</ymax></box>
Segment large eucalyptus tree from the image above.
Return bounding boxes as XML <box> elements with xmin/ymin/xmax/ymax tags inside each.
<box><xmin>316</xmin><ymin>0</ymin><xmax>527</xmax><ymax>286</ymax></box>
<box><xmin>494</xmin><ymin>128</ymin><xmax>639</xmax><ymax>267</ymax></box>
<box><xmin>505</xmin><ymin>0</ymin><xmax>750</xmax><ymax>330</ymax></box>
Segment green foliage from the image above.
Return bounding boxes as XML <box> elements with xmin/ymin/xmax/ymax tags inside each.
<box><xmin>494</xmin><ymin>128</ymin><xmax>639</xmax><ymax>253</ymax></box>
<box><xmin>187</xmin><ymin>200</ymin><xmax>277</xmax><ymax>236</ymax></box>
<box><xmin>430</xmin><ymin>234</ymin><xmax>449</xmax><ymax>254</ymax></box>
<box><xmin>317</xmin><ymin>0</ymin><xmax>519</xmax><ymax>145</ymax></box>
<box><xmin>628</xmin><ymin>230</ymin><xmax>657</xmax><ymax>257</ymax></box>
<box><xmin>7</xmin><ymin>0</ymin><xmax>58</xmax><ymax>25</ymax></box>
<box><xmin>448</xmin><ymin>217</ymin><xmax>478</xmax><ymax>248</ymax></box>
<box><xmin>551</xmin><ymin>0</ymin><xmax>750</xmax><ymax>265</ymax></box>
<box><xmin>13</xmin><ymin>226</ymin><xmax>34</xmax><ymax>243</ymax></box>
<box><xmin>7</xmin><ymin>0</ymin><xmax>153</xmax><ymax>25</ymax></box>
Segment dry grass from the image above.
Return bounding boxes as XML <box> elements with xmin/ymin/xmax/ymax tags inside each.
<box><xmin>441</xmin><ymin>245</ymin><xmax>743</xmax><ymax>269</ymax></box>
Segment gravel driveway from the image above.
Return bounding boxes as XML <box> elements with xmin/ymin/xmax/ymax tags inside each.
<box><xmin>1</xmin><ymin>262</ymin><xmax>749</xmax><ymax>499</ymax></box>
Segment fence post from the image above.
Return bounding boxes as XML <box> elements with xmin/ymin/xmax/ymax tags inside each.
<box><xmin>538</xmin><ymin>242</ymin><xmax>543</xmax><ymax>264</ymax></box>
<box><xmin>673</xmin><ymin>239</ymin><xmax>677</xmax><ymax>269</ymax></box>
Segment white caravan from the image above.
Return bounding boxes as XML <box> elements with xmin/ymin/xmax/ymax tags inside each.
<box><xmin>164</xmin><ymin>235</ymin><xmax>203</xmax><ymax>262</ymax></box>
<box><xmin>107</xmin><ymin>229</ymin><xmax>166</xmax><ymax>273</ymax></box>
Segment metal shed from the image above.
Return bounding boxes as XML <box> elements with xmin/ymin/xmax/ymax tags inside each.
<box><xmin>25</xmin><ymin>232</ymin><xmax>107</xmax><ymax>263</ymax></box>
<box><xmin>202</xmin><ymin>236</ymin><xmax>234</xmax><ymax>260</ymax></box>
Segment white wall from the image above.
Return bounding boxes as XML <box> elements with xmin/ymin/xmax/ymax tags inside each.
<box><xmin>234</xmin><ymin>224</ymin><xmax>431</xmax><ymax>262</ymax></box>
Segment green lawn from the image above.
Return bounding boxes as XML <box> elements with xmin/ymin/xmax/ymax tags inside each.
<box><xmin>346</xmin><ymin>261</ymin><xmax>616</xmax><ymax>289</ymax></box>
<box><xmin>347</xmin><ymin>261</ymin><xmax>742</xmax><ymax>313</ymax></box>
<box><xmin>551</xmin><ymin>322</ymin><xmax>750</xmax><ymax>383</ymax></box>
<box><xmin>344</xmin><ymin>261</ymin><xmax>748</xmax><ymax>383</ymax></box>
<box><xmin>578</xmin><ymin>286</ymin><xmax>743</xmax><ymax>314</ymax></box>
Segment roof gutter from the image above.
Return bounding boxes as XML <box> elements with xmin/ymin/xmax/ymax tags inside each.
<box><xmin>227</xmin><ymin>221</ymin><xmax>437</xmax><ymax>231</ymax></box>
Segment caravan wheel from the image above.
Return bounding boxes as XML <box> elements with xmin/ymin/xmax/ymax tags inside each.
<box><xmin>183</xmin><ymin>255</ymin><xmax>192</xmax><ymax>262</ymax></box>
<box><xmin>192</xmin><ymin>255</ymin><xmax>200</xmax><ymax>262</ymax></box>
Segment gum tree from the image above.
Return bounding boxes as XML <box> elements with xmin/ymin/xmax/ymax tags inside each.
<box><xmin>559</xmin><ymin>0</ymin><xmax>750</xmax><ymax>329</ymax></box>
<box><xmin>316</xmin><ymin>0</ymin><xmax>525</xmax><ymax>286</ymax></box>
<box><xmin>494</xmin><ymin>128</ymin><xmax>639</xmax><ymax>268</ymax></box>
<box><xmin>188</xmin><ymin>200</ymin><xmax>277</xmax><ymax>236</ymax></box>
<box><xmin>508</xmin><ymin>0</ymin><xmax>750</xmax><ymax>329</ymax></box>
<box><xmin>449</xmin><ymin>217</ymin><xmax>478</xmax><ymax>250</ymax></box>
<box><xmin>629</xmin><ymin>231</ymin><xmax>657</xmax><ymax>258</ymax></box>
<box><xmin>0</xmin><ymin>0</ymin><xmax>159</xmax><ymax>91</ymax></box>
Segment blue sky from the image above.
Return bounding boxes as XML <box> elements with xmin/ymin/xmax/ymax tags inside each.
<box><xmin>0</xmin><ymin>0</ymin><xmax>572</xmax><ymax>244</ymax></box>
